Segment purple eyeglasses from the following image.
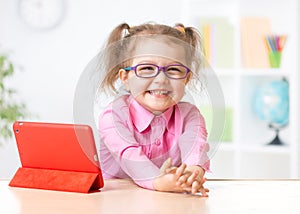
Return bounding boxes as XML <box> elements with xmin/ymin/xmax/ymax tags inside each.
<box><xmin>124</xmin><ymin>63</ymin><xmax>190</xmax><ymax>79</ymax></box>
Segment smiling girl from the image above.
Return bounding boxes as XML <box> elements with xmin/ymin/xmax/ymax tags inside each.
<box><xmin>98</xmin><ymin>22</ymin><xmax>210</xmax><ymax>195</ymax></box>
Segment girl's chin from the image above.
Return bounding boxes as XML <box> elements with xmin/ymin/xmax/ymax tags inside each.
<box><xmin>147</xmin><ymin>108</ymin><xmax>168</xmax><ymax>115</ymax></box>
<box><xmin>144</xmin><ymin>102</ymin><xmax>174</xmax><ymax>113</ymax></box>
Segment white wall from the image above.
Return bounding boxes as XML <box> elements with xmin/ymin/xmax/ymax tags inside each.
<box><xmin>0</xmin><ymin>0</ymin><xmax>183</xmax><ymax>178</ymax></box>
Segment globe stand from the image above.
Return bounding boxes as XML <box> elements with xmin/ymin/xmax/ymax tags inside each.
<box><xmin>268</xmin><ymin>124</ymin><xmax>284</xmax><ymax>145</ymax></box>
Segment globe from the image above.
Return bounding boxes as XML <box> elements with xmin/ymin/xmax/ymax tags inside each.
<box><xmin>253</xmin><ymin>79</ymin><xmax>289</xmax><ymax>145</ymax></box>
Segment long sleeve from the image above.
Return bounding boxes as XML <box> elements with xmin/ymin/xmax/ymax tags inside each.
<box><xmin>98</xmin><ymin>98</ymin><xmax>160</xmax><ymax>189</ymax></box>
<box><xmin>177</xmin><ymin>104</ymin><xmax>210</xmax><ymax>171</ymax></box>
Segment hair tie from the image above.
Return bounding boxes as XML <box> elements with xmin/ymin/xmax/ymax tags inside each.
<box><xmin>175</xmin><ymin>26</ymin><xmax>185</xmax><ymax>34</ymax></box>
<box><xmin>123</xmin><ymin>28</ymin><xmax>130</xmax><ymax>38</ymax></box>
<box><xmin>123</xmin><ymin>26</ymin><xmax>134</xmax><ymax>38</ymax></box>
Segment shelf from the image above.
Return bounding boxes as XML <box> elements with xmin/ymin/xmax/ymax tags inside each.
<box><xmin>213</xmin><ymin>68</ymin><xmax>291</xmax><ymax>77</ymax></box>
<box><xmin>182</xmin><ymin>0</ymin><xmax>299</xmax><ymax>178</ymax></box>
<box><xmin>216</xmin><ymin>142</ymin><xmax>236</xmax><ymax>151</ymax></box>
<box><xmin>239</xmin><ymin>144</ymin><xmax>291</xmax><ymax>154</ymax></box>
<box><xmin>240</xmin><ymin>69</ymin><xmax>290</xmax><ymax>77</ymax></box>
<box><xmin>215</xmin><ymin>143</ymin><xmax>291</xmax><ymax>155</ymax></box>
<box><xmin>213</xmin><ymin>69</ymin><xmax>238</xmax><ymax>77</ymax></box>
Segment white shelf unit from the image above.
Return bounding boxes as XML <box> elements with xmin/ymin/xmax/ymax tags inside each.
<box><xmin>180</xmin><ymin>0</ymin><xmax>300</xmax><ymax>178</ymax></box>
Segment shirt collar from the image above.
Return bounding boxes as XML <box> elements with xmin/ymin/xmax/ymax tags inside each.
<box><xmin>128</xmin><ymin>96</ymin><xmax>174</xmax><ymax>132</ymax></box>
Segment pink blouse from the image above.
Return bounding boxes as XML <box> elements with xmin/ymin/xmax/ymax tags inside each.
<box><xmin>98</xmin><ymin>95</ymin><xmax>210</xmax><ymax>190</ymax></box>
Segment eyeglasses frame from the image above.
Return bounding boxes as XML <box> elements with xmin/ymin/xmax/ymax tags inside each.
<box><xmin>124</xmin><ymin>63</ymin><xmax>190</xmax><ymax>79</ymax></box>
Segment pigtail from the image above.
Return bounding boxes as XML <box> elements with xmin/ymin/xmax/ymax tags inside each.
<box><xmin>174</xmin><ymin>23</ymin><xmax>202</xmax><ymax>54</ymax></box>
<box><xmin>106</xmin><ymin>23</ymin><xmax>130</xmax><ymax>47</ymax></box>
<box><xmin>186</xmin><ymin>27</ymin><xmax>203</xmax><ymax>53</ymax></box>
<box><xmin>174</xmin><ymin>23</ymin><xmax>205</xmax><ymax>91</ymax></box>
<box><xmin>100</xmin><ymin>23</ymin><xmax>131</xmax><ymax>94</ymax></box>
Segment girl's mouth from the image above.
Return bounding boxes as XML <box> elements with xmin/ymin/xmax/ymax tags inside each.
<box><xmin>146</xmin><ymin>90</ymin><xmax>171</xmax><ymax>98</ymax></box>
<box><xmin>147</xmin><ymin>90</ymin><xmax>170</xmax><ymax>96</ymax></box>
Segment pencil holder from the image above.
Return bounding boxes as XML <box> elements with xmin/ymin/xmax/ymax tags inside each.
<box><xmin>268</xmin><ymin>51</ymin><xmax>281</xmax><ymax>68</ymax></box>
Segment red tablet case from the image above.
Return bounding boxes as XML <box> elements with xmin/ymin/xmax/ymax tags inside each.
<box><xmin>9</xmin><ymin>121</ymin><xmax>104</xmax><ymax>193</ymax></box>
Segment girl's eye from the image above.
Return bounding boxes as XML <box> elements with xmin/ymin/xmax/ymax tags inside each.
<box><xmin>167</xmin><ymin>66</ymin><xmax>185</xmax><ymax>73</ymax></box>
<box><xmin>138</xmin><ymin>65</ymin><xmax>156</xmax><ymax>71</ymax></box>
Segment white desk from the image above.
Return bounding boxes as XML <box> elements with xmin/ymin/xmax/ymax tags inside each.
<box><xmin>1</xmin><ymin>179</ymin><xmax>300</xmax><ymax>214</ymax></box>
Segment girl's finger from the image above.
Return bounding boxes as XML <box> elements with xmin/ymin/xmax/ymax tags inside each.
<box><xmin>160</xmin><ymin>158</ymin><xmax>172</xmax><ymax>174</ymax></box>
<box><xmin>165</xmin><ymin>166</ymin><xmax>177</xmax><ymax>174</ymax></box>
<box><xmin>177</xmin><ymin>174</ymin><xmax>189</xmax><ymax>186</ymax></box>
<box><xmin>191</xmin><ymin>180</ymin><xmax>201</xmax><ymax>194</ymax></box>
<box><xmin>176</xmin><ymin>163</ymin><xmax>187</xmax><ymax>177</ymax></box>
<box><xmin>199</xmin><ymin>177</ymin><xmax>207</xmax><ymax>186</ymax></box>
<box><xmin>199</xmin><ymin>187</ymin><xmax>209</xmax><ymax>197</ymax></box>
<box><xmin>182</xmin><ymin>186</ymin><xmax>192</xmax><ymax>193</ymax></box>
<box><xmin>186</xmin><ymin>170</ymin><xmax>199</xmax><ymax>186</ymax></box>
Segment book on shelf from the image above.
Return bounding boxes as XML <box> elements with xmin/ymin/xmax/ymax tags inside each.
<box><xmin>240</xmin><ymin>17</ymin><xmax>271</xmax><ymax>68</ymax></box>
<box><xmin>199</xmin><ymin>17</ymin><xmax>235</xmax><ymax>68</ymax></box>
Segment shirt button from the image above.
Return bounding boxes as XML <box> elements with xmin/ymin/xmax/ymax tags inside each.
<box><xmin>155</xmin><ymin>139</ymin><xmax>161</xmax><ymax>146</ymax></box>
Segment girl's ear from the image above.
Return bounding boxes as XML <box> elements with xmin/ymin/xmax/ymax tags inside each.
<box><xmin>184</xmin><ymin>72</ymin><xmax>192</xmax><ymax>85</ymax></box>
<box><xmin>119</xmin><ymin>69</ymin><xmax>128</xmax><ymax>83</ymax></box>
<box><xmin>119</xmin><ymin>69</ymin><xmax>130</xmax><ymax>90</ymax></box>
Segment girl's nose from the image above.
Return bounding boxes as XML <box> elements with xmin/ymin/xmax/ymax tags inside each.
<box><xmin>154</xmin><ymin>69</ymin><xmax>169</xmax><ymax>83</ymax></box>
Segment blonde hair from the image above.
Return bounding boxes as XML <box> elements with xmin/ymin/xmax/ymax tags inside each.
<box><xmin>99</xmin><ymin>22</ymin><xmax>204</xmax><ymax>94</ymax></box>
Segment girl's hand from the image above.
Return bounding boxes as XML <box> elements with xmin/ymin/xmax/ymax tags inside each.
<box><xmin>179</xmin><ymin>177</ymin><xmax>209</xmax><ymax>196</ymax></box>
<box><xmin>154</xmin><ymin>159</ymin><xmax>209</xmax><ymax>195</ymax></box>
<box><xmin>177</xmin><ymin>165</ymin><xmax>209</xmax><ymax>196</ymax></box>
<box><xmin>153</xmin><ymin>162</ymin><xmax>193</xmax><ymax>193</ymax></box>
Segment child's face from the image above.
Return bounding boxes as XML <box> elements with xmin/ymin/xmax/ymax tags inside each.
<box><xmin>119</xmin><ymin>41</ymin><xmax>190</xmax><ymax>114</ymax></box>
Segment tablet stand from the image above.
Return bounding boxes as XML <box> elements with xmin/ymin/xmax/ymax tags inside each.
<box><xmin>9</xmin><ymin>167</ymin><xmax>103</xmax><ymax>193</ymax></box>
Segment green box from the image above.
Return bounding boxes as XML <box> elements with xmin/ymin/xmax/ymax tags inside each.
<box><xmin>268</xmin><ymin>51</ymin><xmax>281</xmax><ymax>68</ymax></box>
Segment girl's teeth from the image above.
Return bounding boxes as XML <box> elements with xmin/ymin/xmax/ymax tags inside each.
<box><xmin>150</xmin><ymin>90</ymin><xmax>168</xmax><ymax>95</ymax></box>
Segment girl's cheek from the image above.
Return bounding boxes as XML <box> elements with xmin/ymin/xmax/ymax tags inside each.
<box><xmin>174</xmin><ymin>81</ymin><xmax>186</xmax><ymax>94</ymax></box>
<box><xmin>128</xmin><ymin>79</ymin><xmax>150</xmax><ymax>96</ymax></box>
